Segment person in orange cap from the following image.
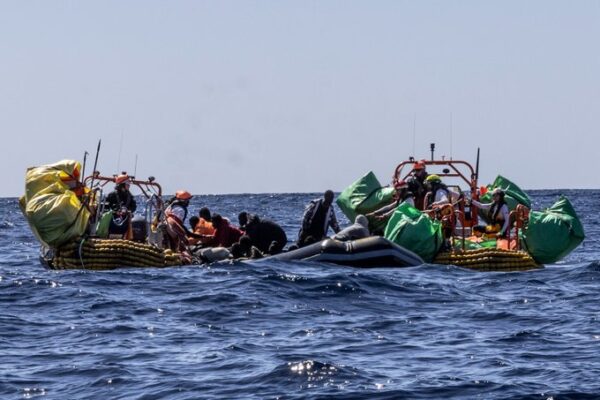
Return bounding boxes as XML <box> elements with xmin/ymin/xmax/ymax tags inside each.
<box><xmin>104</xmin><ymin>174</ymin><xmax>137</xmax><ymax>239</ymax></box>
<box><xmin>106</xmin><ymin>174</ymin><xmax>137</xmax><ymax>213</ymax></box>
<box><xmin>164</xmin><ymin>190</ymin><xmax>194</xmax><ymax>252</ymax></box>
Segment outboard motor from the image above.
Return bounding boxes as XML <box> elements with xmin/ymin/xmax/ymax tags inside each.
<box><xmin>131</xmin><ymin>214</ymin><xmax>148</xmax><ymax>242</ymax></box>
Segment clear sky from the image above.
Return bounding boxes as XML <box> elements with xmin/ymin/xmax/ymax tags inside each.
<box><xmin>2</xmin><ymin>1</ymin><xmax>598</xmax><ymax>197</ymax></box>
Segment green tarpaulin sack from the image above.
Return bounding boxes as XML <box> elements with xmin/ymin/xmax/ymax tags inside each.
<box><xmin>384</xmin><ymin>202</ymin><xmax>443</xmax><ymax>262</ymax></box>
<box><xmin>95</xmin><ymin>211</ymin><xmax>113</xmax><ymax>238</ymax></box>
<box><xmin>480</xmin><ymin>175</ymin><xmax>531</xmax><ymax>211</ymax></box>
<box><xmin>523</xmin><ymin>196</ymin><xmax>585</xmax><ymax>264</ymax></box>
<box><xmin>336</xmin><ymin>171</ymin><xmax>395</xmax><ymax>230</ymax></box>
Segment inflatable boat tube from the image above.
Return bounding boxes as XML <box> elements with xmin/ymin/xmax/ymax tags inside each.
<box><xmin>262</xmin><ymin>236</ymin><xmax>424</xmax><ymax>268</ymax></box>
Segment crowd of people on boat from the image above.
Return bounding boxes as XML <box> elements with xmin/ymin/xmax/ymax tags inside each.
<box><xmin>100</xmin><ymin>161</ymin><xmax>511</xmax><ymax>262</ymax></box>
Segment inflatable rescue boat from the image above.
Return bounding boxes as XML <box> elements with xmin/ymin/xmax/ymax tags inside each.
<box><xmin>21</xmin><ymin>159</ymin><xmax>185</xmax><ymax>270</ymax></box>
<box><xmin>336</xmin><ymin>145</ymin><xmax>584</xmax><ymax>271</ymax></box>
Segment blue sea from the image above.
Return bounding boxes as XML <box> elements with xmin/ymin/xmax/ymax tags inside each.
<box><xmin>1</xmin><ymin>190</ymin><xmax>599</xmax><ymax>399</ymax></box>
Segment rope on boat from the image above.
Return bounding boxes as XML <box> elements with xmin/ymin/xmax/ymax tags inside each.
<box><xmin>78</xmin><ymin>237</ymin><xmax>86</xmax><ymax>270</ymax></box>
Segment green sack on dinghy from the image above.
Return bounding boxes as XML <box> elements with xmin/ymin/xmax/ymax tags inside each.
<box><xmin>384</xmin><ymin>202</ymin><xmax>443</xmax><ymax>262</ymax></box>
<box><xmin>95</xmin><ymin>211</ymin><xmax>113</xmax><ymax>239</ymax></box>
<box><xmin>19</xmin><ymin>160</ymin><xmax>90</xmax><ymax>247</ymax></box>
<box><xmin>480</xmin><ymin>175</ymin><xmax>531</xmax><ymax>211</ymax></box>
<box><xmin>522</xmin><ymin>196</ymin><xmax>585</xmax><ymax>264</ymax></box>
<box><xmin>337</xmin><ymin>171</ymin><xmax>395</xmax><ymax>230</ymax></box>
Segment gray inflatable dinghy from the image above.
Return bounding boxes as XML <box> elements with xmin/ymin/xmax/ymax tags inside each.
<box><xmin>261</xmin><ymin>236</ymin><xmax>423</xmax><ymax>268</ymax></box>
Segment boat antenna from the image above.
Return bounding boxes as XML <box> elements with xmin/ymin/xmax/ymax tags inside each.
<box><xmin>412</xmin><ymin>113</ymin><xmax>416</xmax><ymax>158</ymax></box>
<box><xmin>450</xmin><ymin>112</ymin><xmax>453</xmax><ymax>160</ymax></box>
<box><xmin>84</xmin><ymin>139</ymin><xmax>102</xmax><ymax>232</ymax></box>
<box><xmin>117</xmin><ymin>130</ymin><xmax>124</xmax><ymax>172</ymax></box>
<box><xmin>475</xmin><ymin>147</ymin><xmax>480</xmax><ymax>181</ymax></box>
<box><xmin>81</xmin><ymin>150</ymin><xmax>89</xmax><ymax>180</ymax></box>
<box><xmin>90</xmin><ymin>140</ymin><xmax>101</xmax><ymax>185</ymax></box>
<box><xmin>133</xmin><ymin>154</ymin><xmax>138</xmax><ymax>178</ymax></box>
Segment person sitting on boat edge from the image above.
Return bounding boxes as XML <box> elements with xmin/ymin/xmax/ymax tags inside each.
<box><xmin>297</xmin><ymin>190</ymin><xmax>341</xmax><ymax>247</ymax></box>
<box><xmin>244</xmin><ymin>214</ymin><xmax>288</xmax><ymax>254</ymax></box>
<box><xmin>187</xmin><ymin>207</ymin><xmax>216</xmax><ymax>246</ymax></box>
<box><xmin>201</xmin><ymin>214</ymin><xmax>244</xmax><ymax>248</ymax></box>
<box><xmin>234</xmin><ymin>235</ymin><xmax>264</xmax><ymax>259</ymax></box>
<box><xmin>366</xmin><ymin>180</ymin><xmax>415</xmax><ymax>226</ymax></box>
<box><xmin>238</xmin><ymin>211</ymin><xmax>250</xmax><ymax>232</ymax></box>
<box><xmin>469</xmin><ymin>188</ymin><xmax>510</xmax><ymax>238</ymax></box>
<box><xmin>267</xmin><ymin>240</ymin><xmax>284</xmax><ymax>255</ymax></box>
<box><xmin>197</xmin><ymin>207</ymin><xmax>216</xmax><ymax>235</ymax></box>
<box><xmin>332</xmin><ymin>214</ymin><xmax>370</xmax><ymax>241</ymax></box>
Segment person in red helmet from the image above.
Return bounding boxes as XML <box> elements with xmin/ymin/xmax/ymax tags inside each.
<box><xmin>164</xmin><ymin>190</ymin><xmax>194</xmax><ymax>252</ymax></box>
<box><xmin>106</xmin><ymin>174</ymin><xmax>137</xmax><ymax>213</ymax></box>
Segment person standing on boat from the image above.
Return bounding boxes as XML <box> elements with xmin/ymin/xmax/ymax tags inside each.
<box><xmin>165</xmin><ymin>190</ymin><xmax>193</xmax><ymax>253</ymax></box>
<box><xmin>105</xmin><ymin>174</ymin><xmax>137</xmax><ymax>238</ymax></box>
<box><xmin>469</xmin><ymin>188</ymin><xmax>510</xmax><ymax>238</ymax></box>
<box><xmin>406</xmin><ymin>160</ymin><xmax>428</xmax><ymax>210</ymax></box>
<box><xmin>106</xmin><ymin>174</ymin><xmax>137</xmax><ymax>213</ymax></box>
<box><xmin>297</xmin><ymin>190</ymin><xmax>340</xmax><ymax>247</ymax></box>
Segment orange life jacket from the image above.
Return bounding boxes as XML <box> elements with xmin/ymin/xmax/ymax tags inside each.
<box><xmin>194</xmin><ymin>218</ymin><xmax>215</xmax><ymax>236</ymax></box>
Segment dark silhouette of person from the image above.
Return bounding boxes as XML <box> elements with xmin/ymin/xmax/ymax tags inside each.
<box><xmin>244</xmin><ymin>214</ymin><xmax>288</xmax><ymax>254</ymax></box>
<box><xmin>297</xmin><ymin>190</ymin><xmax>340</xmax><ymax>247</ymax></box>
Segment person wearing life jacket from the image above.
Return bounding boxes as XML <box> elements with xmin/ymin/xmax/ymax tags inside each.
<box><xmin>164</xmin><ymin>190</ymin><xmax>193</xmax><ymax>252</ymax></box>
<box><xmin>366</xmin><ymin>180</ymin><xmax>415</xmax><ymax>225</ymax></box>
<box><xmin>470</xmin><ymin>188</ymin><xmax>510</xmax><ymax>238</ymax></box>
<box><xmin>423</xmin><ymin>174</ymin><xmax>451</xmax><ymax>209</ymax></box>
<box><xmin>406</xmin><ymin>160</ymin><xmax>428</xmax><ymax>210</ymax></box>
<box><xmin>187</xmin><ymin>207</ymin><xmax>216</xmax><ymax>245</ymax></box>
<box><xmin>106</xmin><ymin>174</ymin><xmax>137</xmax><ymax>213</ymax></box>
<box><xmin>202</xmin><ymin>214</ymin><xmax>244</xmax><ymax>248</ymax></box>
<box><xmin>105</xmin><ymin>174</ymin><xmax>137</xmax><ymax>238</ymax></box>
<box><xmin>297</xmin><ymin>190</ymin><xmax>341</xmax><ymax>247</ymax></box>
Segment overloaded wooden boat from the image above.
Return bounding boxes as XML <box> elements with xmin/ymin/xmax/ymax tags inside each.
<box><xmin>336</xmin><ymin>145</ymin><xmax>585</xmax><ymax>271</ymax></box>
